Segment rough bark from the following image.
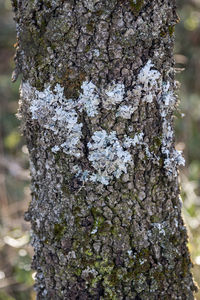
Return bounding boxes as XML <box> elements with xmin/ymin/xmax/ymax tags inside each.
<box><xmin>12</xmin><ymin>0</ymin><xmax>197</xmax><ymax>299</ymax></box>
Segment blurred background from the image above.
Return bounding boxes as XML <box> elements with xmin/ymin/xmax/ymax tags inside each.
<box><xmin>0</xmin><ymin>0</ymin><xmax>200</xmax><ymax>299</ymax></box>
<box><xmin>0</xmin><ymin>0</ymin><xmax>35</xmax><ymax>299</ymax></box>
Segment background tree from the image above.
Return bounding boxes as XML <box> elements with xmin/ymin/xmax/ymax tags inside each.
<box><xmin>11</xmin><ymin>0</ymin><xmax>197</xmax><ymax>299</ymax></box>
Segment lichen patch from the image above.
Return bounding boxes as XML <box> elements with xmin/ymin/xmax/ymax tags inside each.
<box><xmin>88</xmin><ymin>130</ymin><xmax>133</xmax><ymax>185</ymax></box>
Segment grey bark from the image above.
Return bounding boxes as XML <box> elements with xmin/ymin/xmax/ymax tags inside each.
<box><xmin>12</xmin><ymin>0</ymin><xmax>197</xmax><ymax>299</ymax></box>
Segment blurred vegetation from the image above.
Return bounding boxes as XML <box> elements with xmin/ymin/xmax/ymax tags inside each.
<box><xmin>0</xmin><ymin>0</ymin><xmax>35</xmax><ymax>299</ymax></box>
<box><xmin>0</xmin><ymin>0</ymin><xmax>199</xmax><ymax>299</ymax></box>
<box><xmin>175</xmin><ymin>0</ymin><xmax>200</xmax><ymax>297</ymax></box>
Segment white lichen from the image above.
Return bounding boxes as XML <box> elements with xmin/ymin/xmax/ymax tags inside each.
<box><xmin>127</xmin><ymin>250</ymin><xmax>133</xmax><ymax>256</ymax></box>
<box><xmin>157</xmin><ymin>80</ymin><xmax>185</xmax><ymax>177</ymax></box>
<box><xmin>145</xmin><ymin>146</ymin><xmax>152</xmax><ymax>158</ymax></box>
<box><xmin>87</xmin><ymin>130</ymin><xmax>133</xmax><ymax>185</ymax></box>
<box><xmin>77</xmin><ymin>81</ymin><xmax>127</xmax><ymax>117</ymax></box>
<box><xmin>175</xmin><ymin>150</ymin><xmax>185</xmax><ymax>166</ymax></box>
<box><xmin>91</xmin><ymin>227</ymin><xmax>98</xmax><ymax>235</ymax></box>
<box><xmin>93</xmin><ymin>49</ymin><xmax>100</xmax><ymax>57</ymax></box>
<box><xmin>51</xmin><ymin>145</ymin><xmax>60</xmax><ymax>153</ymax></box>
<box><xmin>153</xmin><ymin>222</ymin><xmax>166</xmax><ymax>236</ymax></box>
<box><xmin>83</xmin><ymin>0</ymin><xmax>99</xmax><ymax>11</ymax></box>
<box><xmin>123</xmin><ymin>132</ymin><xmax>144</xmax><ymax>148</ymax></box>
<box><xmin>66</xmin><ymin>251</ymin><xmax>76</xmax><ymax>259</ymax></box>
<box><xmin>77</xmin><ymin>170</ymin><xmax>90</xmax><ymax>182</ymax></box>
<box><xmin>116</xmin><ymin>104</ymin><xmax>137</xmax><ymax>119</ymax></box>
<box><xmin>104</xmin><ymin>83</ymin><xmax>125</xmax><ymax>109</ymax></box>
<box><xmin>23</xmin><ymin>81</ymin><xmax>83</xmax><ymax>158</ymax></box>
<box><xmin>78</xmin><ymin>81</ymin><xmax>100</xmax><ymax>117</ymax></box>
<box><xmin>138</xmin><ymin>60</ymin><xmax>160</xmax><ymax>88</ymax></box>
<box><xmin>90</xmin><ymin>173</ymin><xmax>110</xmax><ymax>185</ymax></box>
<box><xmin>137</xmin><ymin>60</ymin><xmax>161</xmax><ymax>103</ymax></box>
<box><xmin>21</xmin><ymin>61</ymin><xmax>185</xmax><ymax>184</ymax></box>
<box><xmin>163</xmin><ymin>149</ymin><xmax>185</xmax><ymax>175</ymax></box>
<box><xmin>82</xmin><ymin>267</ymin><xmax>98</xmax><ymax>280</ymax></box>
<box><xmin>135</xmin><ymin>60</ymin><xmax>185</xmax><ymax>178</ymax></box>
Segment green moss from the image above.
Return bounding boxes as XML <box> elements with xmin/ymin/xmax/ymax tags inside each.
<box><xmin>138</xmin><ymin>248</ymin><xmax>150</xmax><ymax>263</ymax></box>
<box><xmin>95</xmin><ymin>10</ymin><xmax>103</xmax><ymax>16</ymax></box>
<box><xmin>98</xmin><ymin>221</ymin><xmax>112</xmax><ymax>235</ymax></box>
<box><xmin>90</xmin><ymin>206</ymin><xmax>106</xmax><ymax>235</ymax></box>
<box><xmin>61</xmin><ymin>185</ymin><xmax>71</xmax><ymax>197</ymax></box>
<box><xmin>54</xmin><ymin>152</ymin><xmax>61</xmax><ymax>163</ymax></box>
<box><xmin>123</xmin><ymin>248</ymin><xmax>151</xmax><ymax>278</ymax></box>
<box><xmin>85</xmin><ymin>249</ymin><xmax>93</xmax><ymax>256</ymax></box>
<box><xmin>159</xmin><ymin>157</ymin><xmax>164</xmax><ymax>167</ymax></box>
<box><xmin>98</xmin><ymin>260</ymin><xmax>114</xmax><ymax>275</ymax></box>
<box><xmin>107</xmin><ymin>269</ymin><xmax>119</xmax><ymax>285</ymax></box>
<box><xmin>43</xmin><ymin>0</ymin><xmax>52</xmax><ymax>9</ymax></box>
<box><xmin>11</xmin><ymin>0</ymin><xmax>18</xmax><ymax>10</ymax></box>
<box><xmin>95</xmin><ymin>216</ymin><xmax>105</xmax><ymax>227</ymax></box>
<box><xmin>71</xmin><ymin>235</ymin><xmax>158</xmax><ymax>294</ymax></box>
<box><xmin>111</xmin><ymin>226</ymin><xmax>119</xmax><ymax>236</ymax></box>
<box><xmin>78</xmin><ymin>247</ymin><xmax>152</xmax><ymax>292</ymax></box>
<box><xmin>121</xmin><ymin>193</ymin><xmax>130</xmax><ymax>200</ymax></box>
<box><xmin>91</xmin><ymin>275</ymin><xmax>101</xmax><ymax>288</ymax></box>
<box><xmin>151</xmin><ymin>270</ymin><xmax>165</xmax><ymax>283</ymax></box>
<box><xmin>104</xmin><ymin>286</ymin><xmax>118</xmax><ymax>300</ymax></box>
<box><xmin>150</xmin><ymin>136</ymin><xmax>162</xmax><ymax>153</ymax></box>
<box><xmin>86</xmin><ymin>21</ymin><xmax>94</xmax><ymax>32</ymax></box>
<box><xmin>169</xmin><ymin>235</ymin><xmax>179</xmax><ymax>246</ymax></box>
<box><xmin>64</xmin><ymin>201</ymin><xmax>174</xmax><ymax>294</ymax></box>
<box><xmin>91</xmin><ymin>206</ymin><xmax>102</xmax><ymax>218</ymax></box>
<box><xmin>72</xmin><ymin>206</ymin><xmax>81</xmax><ymax>214</ymax></box>
<box><xmin>123</xmin><ymin>270</ymin><xmax>136</xmax><ymax>282</ymax></box>
<box><xmin>34</xmin><ymin>79</ymin><xmax>44</xmax><ymax>91</ymax></box>
<box><xmin>53</xmin><ymin>223</ymin><xmax>67</xmax><ymax>241</ymax></box>
<box><xmin>154</xmin><ymin>136</ymin><xmax>162</xmax><ymax>148</ymax></box>
<box><xmin>129</xmin><ymin>0</ymin><xmax>144</xmax><ymax>15</ymax></box>
<box><xmin>181</xmin><ymin>256</ymin><xmax>189</xmax><ymax>277</ymax></box>
<box><xmin>168</xmin><ymin>25</ymin><xmax>175</xmax><ymax>36</ymax></box>
<box><xmin>75</xmin><ymin>216</ymin><xmax>81</xmax><ymax>227</ymax></box>
<box><xmin>85</xmin><ymin>44</ymin><xmax>91</xmax><ymax>52</ymax></box>
<box><xmin>160</xmin><ymin>31</ymin><xmax>167</xmax><ymax>37</ymax></box>
<box><xmin>150</xmin><ymin>215</ymin><xmax>160</xmax><ymax>223</ymax></box>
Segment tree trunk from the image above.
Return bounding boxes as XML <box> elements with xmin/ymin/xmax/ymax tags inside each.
<box><xmin>12</xmin><ymin>0</ymin><xmax>197</xmax><ymax>299</ymax></box>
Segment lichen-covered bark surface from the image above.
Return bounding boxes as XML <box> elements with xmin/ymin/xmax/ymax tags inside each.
<box><xmin>12</xmin><ymin>0</ymin><xmax>197</xmax><ymax>299</ymax></box>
